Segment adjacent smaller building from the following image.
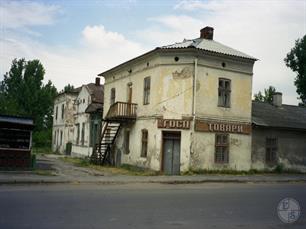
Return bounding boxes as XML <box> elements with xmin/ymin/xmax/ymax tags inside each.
<box><xmin>72</xmin><ymin>78</ymin><xmax>104</xmax><ymax>157</ymax></box>
<box><xmin>252</xmin><ymin>93</ymin><xmax>306</xmax><ymax>172</ymax></box>
<box><xmin>52</xmin><ymin>88</ymin><xmax>80</xmax><ymax>154</ymax></box>
<box><xmin>52</xmin><ymin>78</ymin><xmax>104</xmax><ymax>156</ymax></box>
<box><xmin>0</xmin><ymin>115</ymin><xmax>34</xmax><ymax>169</ymax></box>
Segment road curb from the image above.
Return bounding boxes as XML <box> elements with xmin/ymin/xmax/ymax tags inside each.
<box><xmin>0</xmin><ymin>178</ymin><xmax>305</xmax><ymax>185</ymax></box>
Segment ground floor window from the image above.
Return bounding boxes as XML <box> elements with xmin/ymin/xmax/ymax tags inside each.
<box><xmin>215</xmin><ymin>134</ymin><xmax>229</xmax><ymax>163</ymax></box>
<box><xmin>76</xmin><ymin>124</ymin><xmax>80</xmax><ymax>145</ymax></box>
<box><xmin>60</xmin><ymin>130</ymin><xmax>63</xmax><ymax>146</ymax></box>
<box><xmin>266</xmin><ymin>137</ymin><xmax>277</xmax><ymax>163</ymax></box>
<box><xmin>124</xmin><ymin>130</ymin><xmax>130</xmax><ymax>154</ymax></box>
<box><xmin>141</xmin><ymin>129</ymin><xmax>148</xmax><ymax>157</ymax></box>
<box><xmin>81</xmin><ymin>123</ymin><xmax>85</xmax><ymax>146</ymax></box>
<box><xmin>54</xmin><ymin>131</ymin><xmax>57</xmax><ymax>145</ymax></box>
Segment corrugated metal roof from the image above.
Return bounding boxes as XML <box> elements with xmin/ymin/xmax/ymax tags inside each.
<box><xmin>0</xmin><ymin>115</ymin><xmax>34</xmax><ymax>126</ymax></box>
<box><xmin>161</xmin><ymin>38</ymin><xmax>257</xmax><ymax>60</ymax></box>
<box><xmin>252</xmin><ymin>101</ymin><xmax>306</xmax><ymax>130</ymax></box>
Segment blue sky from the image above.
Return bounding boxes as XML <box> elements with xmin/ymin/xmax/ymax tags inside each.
<box><xmin>0</xmin><ymin>0</ymin><xmax>305</xmax><ymax>104</ymax></box>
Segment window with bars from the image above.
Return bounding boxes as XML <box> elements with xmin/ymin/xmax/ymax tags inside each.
<box><xmin>266</xmin><ymin>138</ymin><xmax>277</xmax><ymax>163</ymax></box>
<box><xmin>110</xmin><ymin>88</ymin><xmax>116</xmax><ymax>105</ymax></box>
<box><xmin>143</xmin><ymin>77</ymin><xmax>151</xmax><ymax>105</ymax></box>
<box><xmin>218</xmin><ymin>78</ymin><xmax>231</xmax><ymax>107</ymax></box>
<box><xmin>141</xmin><ymin>129</ymin><xmax>148</xmax><ymax>157</ymax></box>
<box><xmin>215</xmin><ymin>134</ymin><xmax>229</xmax><ymax>163</ymax></box>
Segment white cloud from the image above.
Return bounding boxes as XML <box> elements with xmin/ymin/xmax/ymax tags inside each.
<box><xmin>0</xmin><ymin>24</ymin><xmax>147</xmax><ymax>91</ymax></box>
<box><xmin>140</xmin><ymin>0</ymin><xmax>306</xmax><ymax>105</ymax></box>
<box><xmin>0</xmin><ymin>0</ymin><xmax>60</xmax><ymax>29</ymax></box>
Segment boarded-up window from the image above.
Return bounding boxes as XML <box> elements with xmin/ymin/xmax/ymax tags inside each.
<box><xmin>110</xmin><ymin>88</ymin><xmax>116</xmax><ymax>105</ymax></box>
<box><xmin>141</xmin><ymin>129</ymin><xmax>148</xmax><ymax>157</ymax></box>
<box><xmin>81</xmin><ymin>123</ymin><xmax>85</xmax><ymax>146</ymax></box>
<box><xmin>124</xmin><ymin>130</ymin><xmax>130</xmax><ymax>154</ymax></box>
<box><xmin>218</xmin><ymin>78</ymin><xmax>231</xmax><ymax>107</ymax></box>
<box><xmin>143</xmin><ymin>77</ymin><xmax>151</xmax><ymax>105</ymax></box>
<box><xmin>215</xmin><ymin>134</ymin><xmax>229</xmax><ymax>163</ymax></box>
<box><xmin>266</xmin><ymin>138</ymin><xmax>277</xmax><ymax>163</ymax></box>
<box><xmin>61</xmin><ymin>104</ymin><xmax>64</xmax><ymax>119</ymax></box>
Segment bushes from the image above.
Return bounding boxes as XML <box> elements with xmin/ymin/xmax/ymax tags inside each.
<box><xmin>32</xmin><ymin>130</ymin><xmax>52</xmax><ymax>148</ymax></box>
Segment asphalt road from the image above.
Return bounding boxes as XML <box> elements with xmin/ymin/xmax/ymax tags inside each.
<box><xmin>0</xmin><ymin>183</ymin><xmax>305</xmax><ymax>229</ymax></box>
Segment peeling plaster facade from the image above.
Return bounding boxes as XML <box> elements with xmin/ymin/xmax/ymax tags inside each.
<box><xmin>252</xmin><ymin>128</ymin><xmax>306</xmax><ymax>172</ymax></box>
<box><xmin>102</xmin><ymin>47</ymin><xmax>256</xmax><ymax>173</ymax></box>
<box><xmin>71</xmin><ymin>86</ymin><xmax>97</xmax><ymax>157</ymax></box>
<box><xmin>52</xmin><ymin>93</ymin><xmax>78</xmax><ymax>154</ymax></box>
<box><xmin>52</xmin><ymin>82</ymin><xmax>103</xmax><ymax>156</ymax></box>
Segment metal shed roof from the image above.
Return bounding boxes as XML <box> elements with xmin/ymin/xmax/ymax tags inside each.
<box><xmin>252</xmin><ymin>101</ymin><xmax>306</xmax><ymax>130</ymax></box>
<box><xmin>161</xmin><ymin>38</ymin><xmax>257</xmax><ymax>60</ymax></box>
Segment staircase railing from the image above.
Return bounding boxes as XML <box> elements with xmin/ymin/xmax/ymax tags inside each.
<box><xmin>105</xmin><ymin>102</ymin><xmax>137</xmax><ymax>120</ymax></box>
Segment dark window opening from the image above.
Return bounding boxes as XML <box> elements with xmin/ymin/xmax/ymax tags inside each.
<box><xmin>61</xmin><ymin>104</ymin><xmax>64</xmax><ymax>119</ymax></box>
<box><xmin>141</xmin><ymin>129</ymin><xmax>148</xmax><ymax>157</ymax></box>
<box><xmin>110</xmin><ymin>88</ymin><xmax>116</xmax><ymax>105</ymax></box>
<box><xmin>143</xmin><ymin>76</ymin><xmax>151</xmax><ymax>105</ymax></box>
<box><xmin>215</xmin><ymin>134</ymin><xmax>229</xmax><ymax>163</ymax></box>
<box><xmin>266</xmin><ymin>138</ymin><xmax>277</xmax><ymax>163</ymax></box>
<box><xmin>218</xmin><ymin>78</ymin><xmax>231</xmax><ymax>107</ymax></box>
<box><xmin>174</xmin><ymin>56</ymin><xmax>179</xmax><ymax>62</ymax></box>
<box><xmin>124</xmin><ymin>130</ymin><xmax>130</xmax><ymax>154</ymax></box>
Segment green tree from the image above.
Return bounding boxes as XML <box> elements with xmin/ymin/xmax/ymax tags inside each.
<box><xmin>254</xmin><ymin>86</ymin><xmax>276</xmax><ymax>103</ymax></box>
<box><xmin>284</xmin><ymin>35</ymin><xmax>306</xmax><ymax>105</ymax></box>
<box><xmin>0</xmin><ymin>58</ymin><xmax>57</xmax><ymax>146</ymax></box>
<box><xmin>63</xmin><ymin>84</ymin><xmax>75</xmax><ymax>93</ymax></box>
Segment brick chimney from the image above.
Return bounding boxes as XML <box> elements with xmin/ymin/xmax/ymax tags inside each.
<box><xmin>200</xmin><ymin>26</ymin><xmax>214</xmax><ymax>40</ymax></box>
<box><xmin>272</xmin><ymin>92</ymin><xmax>282</xmax><ymax>107</ymax></box>
<box><xmin>95</xmin><ymin>77</ymin><xmax>100</xmax><ymax>86</ymax></box>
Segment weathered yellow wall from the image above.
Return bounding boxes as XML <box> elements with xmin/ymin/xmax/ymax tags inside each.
<box><xmin>195</xmin><ymin>57</ymin><xmax>253</xmax><ymax>122</ymax></box>
<box><xmin>192</xmin><ymin>132</ymin><xmax>251</xmax><ymax>171</ymax></box>
<box><xmin>104</xmin><ymin>55</ymin><xmax>194</xmax><ymax>119</ymax></box>
<box><xmin>103</xmin><ymin>51</ymin><xmax>255</xmax><ymax>172</ymax></box>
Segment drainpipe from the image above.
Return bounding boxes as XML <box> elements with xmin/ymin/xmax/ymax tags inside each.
<box><xmin>190</xmin><ymin>57</ymin><xmax>198</xmax><ymax>168</ymax></box>
<box><xmin>192</xmin><ymin>58</ymin><xmax>198</xmax><ymax>121</ymax></box>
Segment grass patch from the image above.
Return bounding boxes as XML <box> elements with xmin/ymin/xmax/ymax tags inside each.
<box><xmin>181</xmin><ymin>167</ymin><xmax>305</xmax><ymax>175</ymax></box>
<box><xmin>32</xmin><ymin>147</ymin><xmax>54</xmax><ymax>155</ymax></box>
<box><xmin>60</xmin><ymin>157</ymin><xmax>160</xmax><ymax>176</ymax></box>
<box><xmin>34</xmin><ymin>169</ymin><xmax>57</xmax><ymax>176</ymax></box>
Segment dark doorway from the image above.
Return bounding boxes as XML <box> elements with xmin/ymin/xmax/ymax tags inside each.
<box><xmin>162</xmin><ymin>131</ymin><xmax>181</xmax><ymax>175</ymax></box>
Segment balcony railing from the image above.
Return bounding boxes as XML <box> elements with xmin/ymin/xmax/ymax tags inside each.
<box><xmin>105</xmin><ymin>102</ymin><xmax>137</xmax><ymax>121</ymax></box>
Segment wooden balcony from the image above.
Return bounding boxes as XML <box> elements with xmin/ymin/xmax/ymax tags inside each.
<box><xmin>105</xmin><ymin>102</ymin><xmax>137</xmax><ymax>122</ymax></box>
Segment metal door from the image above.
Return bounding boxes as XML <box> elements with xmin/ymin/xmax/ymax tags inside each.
<box><xmin>163</xmin><ymin>132</ymin><xmax>181</xmax><ymax>175</ymax></box>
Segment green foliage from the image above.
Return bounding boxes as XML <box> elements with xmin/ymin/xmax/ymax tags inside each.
<box><xmin>63</xmin><ymin>84</ymin><xmax>75</xmax><ymax>93</ymax></box>
<box><xmin>273</xmin><ymin>163</ymin><xmax>285</xmax><ymax>173</ymax></box>
<box><xmin>254</xmin><ymin>86</ymin><xmax>276</xmax><ymax>103</ymax></box>
<box><xmin>32</xmin><ymin>130</ymin><xmax>53</xmax><ymax>148</ymax></box>
<box><xmin>284</xmin><ymin>35</ymin><xmax>306</xmax><ymax>105</ymax></box>
<box><xmin>0</xmin><ymin>58</ymin><xmax>58</xmax><ymax>146</ymax></box>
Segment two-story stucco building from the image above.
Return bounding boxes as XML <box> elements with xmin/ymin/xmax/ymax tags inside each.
<box><xmin>72</xmin><ymin>78</ymin><xmax>104</xmax><ymax>157</ymax></box>
<box><xmin>52</xmin><ymin>88</ymin><xmax>80</xmax><ymax>154</ymax></box>
<box><xmin>94</xmin><ymin>27</ymin><xmax>257</xmax><ymax>174</ymax></box>
<box><xmin>52</xmin><ymin>78</ymin><xmax>103</xmax><ymax>156</ymax></box>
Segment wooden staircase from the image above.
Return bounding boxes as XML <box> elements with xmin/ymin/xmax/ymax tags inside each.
<box><xmin>91</xmin><ymin>101</ymin><xmax>137</xmax><ymax>165</ymax></box>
